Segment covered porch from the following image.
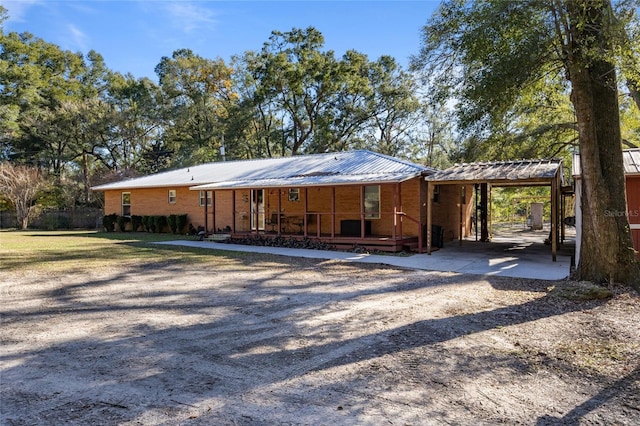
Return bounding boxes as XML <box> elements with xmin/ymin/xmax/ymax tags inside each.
<box><xmin>191</xmin><ymin>178</ymin><xmax>428</xmax><ymax>253</ymax></box>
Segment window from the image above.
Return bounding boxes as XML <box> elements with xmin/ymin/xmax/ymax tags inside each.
<box><xmin>364</xmin><ymin>186</ymin><xmax>380</xmax><ymax>219</ymax></box>
<box><xmin>168</xmin><ymin>189</ymin><xmax>177</xmax><ymax>204</ymax></box>
<box><xmin>199</xmin><ymin>190</ymin><xmax>212</xmax><ymax>207</ymax></box>
<box><xmin>433</xmin><ymin>185</ymin><xmax>440</xmax><ymax>203</ymax></box>
<box><xmin>288</xmin><ymin>188</ymin><xmax>300</xmax><ymax>202</ymax></box>
<box><xmin>122</xmin><ymin>192</ymin><xmax>131</xmax><ymax>216</ymax></box>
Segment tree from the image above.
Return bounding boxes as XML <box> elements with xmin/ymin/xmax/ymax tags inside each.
<box><xmin>250</xmin><ymin>27</ymin><xmax>342</xmax><ymax>155</ymax></box>
<box><xmin>241</xmin><ymin>27</ymin><xmax>421</xmax><ymax>156</ymax></box>
<box><xmin>227</xmin><ymin>52</ymin><xmax>286</xmax><ymax>158</ymax></box>
<box><xmin>364</xmin><ymin>55</ymin><xmax>421</xmax><ymax>157</ymax></box>
<box><xmin>155</xmin><ymin>49</ymin><xmax>236</xmax><ymax>166</ymax></box>
<box><xmin>413</xmin><ymin>0</ymin><xmax>640</xmax><ymax>288</ymax></box>
<box><xmin>105</xmin><ymin>73</ymin><xmax>167</xmax><ymax>173</ymax></box>
<box><xmin>0</xmin><ymin>162</ymin><xmax>46</xmax><ymax>229</ymax></box>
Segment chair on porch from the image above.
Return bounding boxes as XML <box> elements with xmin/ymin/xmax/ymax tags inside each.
<box><xmin>267</xmin><ymin>212</ymin><xmax>279</xmax><ymax>232</ymax></box>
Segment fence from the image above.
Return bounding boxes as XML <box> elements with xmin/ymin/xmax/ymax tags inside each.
<box><xmin>0</xmin><ymin>207</ymin><xmax>103</xmax><ymax>230</ymax></box>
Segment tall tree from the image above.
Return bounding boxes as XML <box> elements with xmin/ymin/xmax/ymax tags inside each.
<box><xmin>106</xmin><ymin>73</ymin><xmax>167</xmax><ymax>173</ymax></box>
<box><xmin>413</xmin><ymin>0</ymin><xmax>640</xmax><ymax>288</ymax></box>
<box><xmin>365</xmin><ymin>55</ymin><xmax>421</xmax><ymax>157</ymax></box>
<box><xmin>155</xmin><ymin>49</ymin><xmax>235</xmax><ymax>166</ymax></box>
<box><xmin>252</xmin><ymin>27</ymin><xmax>342</xmax><ymax>155</ymax></box>
<box><xmin>244</xmin><ymin>27</ymin><xmax>420</xmax><ymax>156</ymax></box>
<box><xmin>227</xmin><ymin>52</ymin><xmax>286</xmax><ymax>159</ymax></box>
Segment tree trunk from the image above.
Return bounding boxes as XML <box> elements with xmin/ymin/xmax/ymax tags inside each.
<box><xmin>567</xmin><ymin>0</ymin><xmax>640</xmax><ymax>289</ymax></box>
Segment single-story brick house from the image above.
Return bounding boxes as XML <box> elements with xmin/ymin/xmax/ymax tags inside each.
<box><xmin>92</xmin><ymin>150</ymin><xmax>476</xmax><ymax>252</ymax></box>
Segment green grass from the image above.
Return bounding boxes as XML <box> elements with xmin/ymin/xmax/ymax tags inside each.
<box><xmin>0</xmin><ymin>230</ymin><xmax>229</xmax><ymax>272</ymax></box>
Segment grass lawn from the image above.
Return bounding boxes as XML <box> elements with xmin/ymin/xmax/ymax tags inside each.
<box><xmin>0</xmin><ymin>230</ymin><xmax>234</xmax><ymax>272</ymax></box>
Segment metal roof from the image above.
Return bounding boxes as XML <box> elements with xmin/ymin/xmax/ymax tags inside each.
<box><xmin>426</xmin><ymin>159</ymin><xmax>563</xmax><ymax>185</ymax></box>
<box><xmin>91</xmin><ymin>150</ymin><xmax>435</xmax><ymax>191</ymax></box>
<box><xmin>572</xmin><ymin>149</ymin><xmax>640</xmax><ymax>177</ymax></box>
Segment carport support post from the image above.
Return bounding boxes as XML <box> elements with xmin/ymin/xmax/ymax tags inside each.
<box><xmin>551</xmin><ymin>175</ymin><xmax>558</xmax><ymax>262</ymax></box>
<box><xmin>459</xmin><ymin>185</ymin><xmax>464</xmax><ymax>246</ymax></box>
<box><xmin>427</xmin><ymin>181</ymin><xmax>433</xmax><ymax>255</ymax></box>
<box><xmin>480</xmin><ymin>183</ymin><xmax>489</xmax><ymax>242</ymax></box>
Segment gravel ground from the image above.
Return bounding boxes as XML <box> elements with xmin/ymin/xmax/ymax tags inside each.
<box><xmin>1</xmin><ymin>253</ymin><xmax>638</xmax><ymax>425</ymax></box>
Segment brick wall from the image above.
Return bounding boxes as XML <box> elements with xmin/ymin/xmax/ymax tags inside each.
<box><xmin>103</xmin><ymin>186</ymin><xmax>202</xmax><ymax>229</ymax></box>
<box><xmin>430</xmin><ymin>184</ymin><xmax>474</xmax><ymax>242</ymax></box>
<box><xmin>103</xmin><ymin>177</ymin><xmax>427</xmax><ymax>237</ymax></box>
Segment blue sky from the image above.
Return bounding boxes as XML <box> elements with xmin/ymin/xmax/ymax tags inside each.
<box><xmin>3</xmin><ymin>1</ymin><xmax>440</xmax><ymax>80</ymax></box>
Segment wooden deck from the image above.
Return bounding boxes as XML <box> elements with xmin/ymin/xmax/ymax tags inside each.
<box><xmin>228</xmin><ymin>231</ymin><xmax>421</xmax><ymax>253</ymax></box>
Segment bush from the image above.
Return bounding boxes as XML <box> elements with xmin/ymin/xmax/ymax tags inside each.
<box><xmin>142</xmin><ymin>215</ymin><xmax>152</xmax><ymax>232</ymax></box>
<box><xmin>167</xmin><ymin>214</ymin><xmax>177</xmax><ymax>234</ymax></box>
<box><xmin>176</xmin><ymin>214</ymin><xmax>188</xmax><ymax>234</ymax></box>
<box><xmin>152</xmin><ymin>215</ymin><xmax>167</xmax><ymax>233</ymax></box>
<box><xmin>102</xmin><ymin>214</ymin><xmax>117</xmax><ymax>232</ymax></box>
<box><xmin>131</xmin><ymin>215</ymin><xmax>143</xmax><ymax>232</ymax></box>
<box><xmin>167</xmin><ymin>214</ymin><xmax>188</xmax><ymax>234</ymax></box>
<box><xmin>116</xmin><ymin>215</ymin><xmax>130</xmax><ymax>232</ymax></box>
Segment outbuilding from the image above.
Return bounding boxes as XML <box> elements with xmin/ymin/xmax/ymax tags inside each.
<box><xmin>572</xmin><ymin>148</ymin><xmax>640</xmax><ymax>262</ymax></box>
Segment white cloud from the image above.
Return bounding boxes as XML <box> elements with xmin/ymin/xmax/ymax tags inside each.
<box><xmin>2</xmin><ymin>0</ymin><xmax>44</xmax><ymax>23</ymax></box>
<box><xmin>67</xmin><ymin>23</ymin><xmax>88</xmax><ymax>52</ymax></box>
<box><xmin>163</xmin><ymin>1</ymin><xmax>219</xmax><ymax>33</ymax></box>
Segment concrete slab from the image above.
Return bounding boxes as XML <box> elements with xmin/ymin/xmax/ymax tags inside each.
<box><xmin>156</xmin><ymin>236</ymin><xmax>572</xmax><ymax>281</ymax></box>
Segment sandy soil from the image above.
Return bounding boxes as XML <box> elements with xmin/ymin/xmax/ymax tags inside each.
<box><xmin>1</xmin><ymin>254</ymin><xmax>638</xmax><ymax>425</ymax></box>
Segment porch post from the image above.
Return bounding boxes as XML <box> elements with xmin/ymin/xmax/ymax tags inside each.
<box><xmin>211</xmin><ymin>191</ymin><xmax>216</xmax><ymax>233</ymax></box>
<box><xmin>392</xmin><ymin>183</ymin><xmax>398</xmax><ymax>240</ymax></box>
<box><xmin>231</xmin><ymin>190</ymin><xmax>236</xmax><ymax>233</ymax></box>
<box><xmin>427</xmin><ymin>181</ymin><xmax>433</xmax><ymax>255</ymax></box>
<box><xmin>398</xmin><ymin>182</ymin><xmax>403</xmax><ymax>238</ymax></box>
<box><xmin>331</xmin><ymin>187</ymin><xmax>335</xmax><ymax>238</ymax></box>
<box><xmin>204</xmin><ymin>191</ymin><xmax>208</xmax><ymax>233</ymax></box>
<box><xmin>360</xmin><ymin>185</ymin><xmax>365</xmax><ymax>239</ymax></box>
<box><xmin>277</xmin><ymin>188</ymin><xmax>282</xmax><ymax>235</ymax></box>
<box><xmin>304</xmin><ymin>187</ymin><xmax>308</xmax><ymax>237</ymax></box>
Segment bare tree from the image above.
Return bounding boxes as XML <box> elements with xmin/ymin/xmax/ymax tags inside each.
<box><xmin>0</xmin><ymin>163</ymin><xmax>47</xmax><ymax>229</ymax></box>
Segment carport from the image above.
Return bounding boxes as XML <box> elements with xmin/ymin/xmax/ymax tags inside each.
<box><xmin>425</xmin><ymin>159</ymin><xmax>567</xmax><ymax>261</ymax></box>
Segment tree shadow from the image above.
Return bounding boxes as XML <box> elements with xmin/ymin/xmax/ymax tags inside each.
<box><xmin>535</xmin><ymin>365</ymin><xmax>640</xmax><ymax>425</ymax></box>
<box><xmin>0</xmin><ymin>244</ymin><xmax>629</xmax><ymax>424</ymax></box>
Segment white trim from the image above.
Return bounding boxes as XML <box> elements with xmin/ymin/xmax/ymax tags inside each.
<box><xmin>631</xmin><ymin>224</ymin><xmax>640</xmax><ymax>230</ymax></box>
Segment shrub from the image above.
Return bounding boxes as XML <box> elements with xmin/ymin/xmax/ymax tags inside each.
<box><xmin>116</xmin><ymin>215</ymin><xmax>130</xmax><ymax>232</ymax></box>
<box><xmin>131</xmin><ymin>215</ymin><xmax>143</xmax><ymax>232</ymax></box>
<box><xmin>176</xmin><ymin>214</ymin><xmax>188</xmax><ymax>234</ymax></box>
<box><xmin>167</xmin><ymin>214</ymin><xmax>178</xmax><ymax>234</ymax></box>
<box><xmin>142</xmin><ymin>215</ymin><xmax>152</xmax><ymax>232</ymax></box>
<box><xmin>102</xmin><ymin>214</ymin><xmax>117</xmax><ymax>232</ymax></box>
<box><xmin>152</xmin><ymin>215</ymin><xmax>167</xmax><ymax>233</ymax></box>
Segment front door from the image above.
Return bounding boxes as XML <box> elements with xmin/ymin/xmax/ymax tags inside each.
<box><xmin>250</xmin><ymin>189</ymin><xmax>265</xmax><ymax>231</ymax></box>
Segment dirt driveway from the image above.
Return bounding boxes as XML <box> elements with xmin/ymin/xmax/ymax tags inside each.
<box><xmin>1</xmin><ymin>251</ymin><xmax>638</xmax><ymax>425</ymax></box>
